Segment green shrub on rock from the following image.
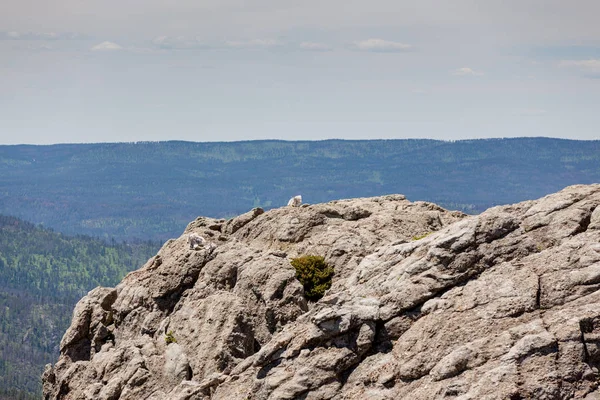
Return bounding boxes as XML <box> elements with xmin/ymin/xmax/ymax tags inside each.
<box><xmin>165</xmin><ymin>331</ymin><xmax>177</xmax><ymax>345</ymax></box>
<box><xmin>291</xmin><ymin>255</ymin><xmax>334</xmax><ymax>301</ymax></box>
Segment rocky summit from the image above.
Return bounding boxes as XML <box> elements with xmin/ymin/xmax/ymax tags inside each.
<box><xmin>43</xmin><ymin>185</ymin><xmax>600</xmax><ymax>400</ymax></box>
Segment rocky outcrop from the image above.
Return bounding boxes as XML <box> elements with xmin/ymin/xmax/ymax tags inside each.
<box><xmin>43</xmin><ymin>185</ymin><xmax>600</xmax><ymax>399</ymax></box>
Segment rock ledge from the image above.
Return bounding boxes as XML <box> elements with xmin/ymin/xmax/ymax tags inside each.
<box><xmin>43</xmin><ymin>185</ymin><xmax>600</xmax><ymax>399</ymax></box>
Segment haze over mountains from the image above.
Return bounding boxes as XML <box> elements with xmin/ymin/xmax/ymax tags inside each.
<box><xmin>1</xmin><ymin>138</ymin><xmax>599</xmax><ymax>241</ymax></box>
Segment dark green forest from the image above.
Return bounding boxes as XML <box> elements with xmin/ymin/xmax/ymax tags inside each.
<box><xmin>0</xmin><ymin>215</ymin><xmax>158</xmax><ymax>399</ymax></box>
<box><xmin>1</xmin><ymin>138</ymin><xmax>598</xmax><ymax>241</ymax></box>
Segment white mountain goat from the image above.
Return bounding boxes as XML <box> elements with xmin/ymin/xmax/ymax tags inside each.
<box><xmin>188</xmin><ymin>233</ymin><xmax>207</xmax><ymax>250</ymax></box>
<box><xmin>287</xmin><ymin>195</ymin><xmax>302</xmax><ymax>207</ymax></box>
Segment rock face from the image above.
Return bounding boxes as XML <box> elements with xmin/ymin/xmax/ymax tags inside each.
<box><xmin>43</xmin><ymin>185</ymin><xmax>600</xmax><ymax>400</ymax></box>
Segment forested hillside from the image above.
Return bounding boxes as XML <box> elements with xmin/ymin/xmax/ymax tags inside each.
<box><xmin>0</xmin><ymin>215</ymin><xmax>158</xmax><ymax>399</ymax></box>
<box><xmin>0</xmin><ymin>138</ymin><xmax>599</xmax><ymax>241</ymax></box>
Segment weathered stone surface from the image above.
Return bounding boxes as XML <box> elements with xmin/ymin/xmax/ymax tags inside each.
<box><xmin>43</xmin><ymin>185</ymin><xmax>600</xmax><ymax>399</ymax></box>
<box><xmin>222</xmin><ymin>207</ymin><xmax>264</xmax><ymax>235</ymax></box>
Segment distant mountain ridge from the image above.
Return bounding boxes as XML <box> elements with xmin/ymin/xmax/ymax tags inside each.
<box><xmin>0</xmin><ymin>138</ymin><xmax>599</xmax><ymax>241</ymax></box>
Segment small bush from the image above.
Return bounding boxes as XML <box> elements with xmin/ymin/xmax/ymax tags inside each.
<box><xmin>165</xmin><ymin>331</ymin><xmax>177</xmax><ymax>344</ymax></box>
<box><xmin>291</xmin><ymin>255</ymin><xmax>334</xmax><ymax>301</ymax></box>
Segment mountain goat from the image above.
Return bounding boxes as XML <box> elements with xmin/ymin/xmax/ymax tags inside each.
<box><xmin>287</xmin><ymin>195</ymin><xmax>302</xmax><ymax>207</ymax></box>
<box><xmin>188</xmin><ymin>233</ymin><xmax>207</xmax><ymax>250</ymax></box>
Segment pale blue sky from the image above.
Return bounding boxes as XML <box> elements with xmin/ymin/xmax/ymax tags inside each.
<box><xmin>1</xmin><ymin>0</ymin><xmax>599</xmax><ymax>144</ymax></box>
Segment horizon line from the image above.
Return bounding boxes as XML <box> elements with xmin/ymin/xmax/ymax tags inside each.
<box><xmin>0</xmin><ymin>136</ymin><xmax>597</xmax><ymax>146</ymax></box>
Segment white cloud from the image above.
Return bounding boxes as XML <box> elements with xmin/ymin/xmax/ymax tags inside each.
<box><xmin>29</xmin><ymin>44</ymin><xmax>53</xmax><ymax>51</ymax></box>
<box><xmin>152</xmin><ymin>36</ymin><xmax>286</xmax><ymax>50</ymax></box>
<box><xmin>153</xmin><ymin>35</ymin><xmax>174</xmax><ymax>48</ymax></box>
<box><xmin>299</xmin><ymin>42</ymin><xmax>332</xmax><ymax>51</ymax></box>
<box><xmin>152</xmin><ymin>36</ymin><xmax>210</xmax><ymax>50</ymax></box>
<box><xmin>559</xmin><ymin>59</ymin><xmax>600</xmax><ymax>77</ymax></box>
<box><xmin>91</xmin><ymin>41</ymin><xmax>123</xmax><ymax>51</ymax></box>
<box><xmin>10</xmin><ymin>43</ymin><xmax>54</xmax><ymax>52</ymax></box>
<box><xmin>352</xmin><ymin>39</ymin><xmax>413</xmax><ymax>53</ymax></box>
<box><xmin>452</xmin><ymin>67</ymin><xmax>484</xmax><ymax>76</ymax></box>
<box><xmin>559</xmin><ymin>59</ymin><xmax>600</xmax><ymax>69</ymax></box>
<box><xmin>151</xmin><ymin>37</ymin><xmax>330</xmax><ymax>51</ymax></box>
<box><xmin>225</xmin><ymin>39</ymin><xmax>282</xmax><ymax>49</ymax></box>
<box><xmin>1</xmin><ymin>31</ymin><xmax>87</xmax><ymax>40</ymax></box>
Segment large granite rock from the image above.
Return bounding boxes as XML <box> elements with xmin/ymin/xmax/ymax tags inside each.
<box><xmin>43</xmin><ymin>185</ymin><xmax>600</xmax><ymax>399</ymax></box>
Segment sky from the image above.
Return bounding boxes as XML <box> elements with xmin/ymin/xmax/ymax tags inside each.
<box><xmin>0</xmin><ymin>0</ymin><xmax>599</xmax><ymax>144</ymax></box>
